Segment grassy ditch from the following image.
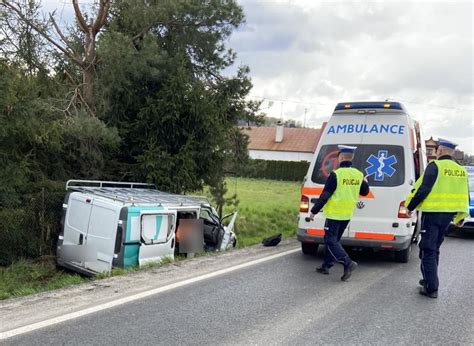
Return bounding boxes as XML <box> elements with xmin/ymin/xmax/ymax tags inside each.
<box><xmin>0</xmin><ymin>259</ymin><xmax>88</xmax><ymax>300</ymax></box>
<box><xmin>0</xmin><ymin>178</ymin><xmax>301</xmax><ymax>300</ymax></box>
<box><xmin>220</xmin><ymin>177</ymin><xmax>301</xmax><ymax>246</ymax></box>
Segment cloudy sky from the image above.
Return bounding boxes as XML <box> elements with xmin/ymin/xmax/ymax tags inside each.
<box><xmin>226</xmin><ymin>0</ymin><xmax>473</xmax><ymax>152</ymax></box>
<box><xmin>42</xmin><ymin>0</ymin><xmax>473</xmax><ymax>152</ymax></box>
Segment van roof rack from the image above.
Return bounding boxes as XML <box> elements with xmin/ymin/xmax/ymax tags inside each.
<box><xmin>66</xmin><ymin>180</ymin><xmax>210</xmax><ymax>206</ymax></box>
<box><xmin>66</xmin><ymin>179</ymin><xmax>155</xmax><ymax>190</ymax></box>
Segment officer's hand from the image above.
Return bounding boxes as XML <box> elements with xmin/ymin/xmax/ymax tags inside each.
<box><xmin>407</xmin><ymin>209</ymin><xmax>414</xmax><ymax>217</ymax></box>
<box><xmin>454</xmin><ymin>220</ymin><xmax>465</xmax><ymax>228</ymax></box>
<box><xmin>363</xmin><ymin>175</ymin><xmax>369</xmax><ymax>183</ymax></box>
<box><xmin>309</xmin><ymin>213</ymin><xmax>315</xmax><ymax>221</ymax></box>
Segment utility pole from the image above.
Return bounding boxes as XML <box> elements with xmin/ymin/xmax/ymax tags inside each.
<box><xmin>304</xmin><ymin>108</ymin><xmax>307</xmax><ymax>128</ymax></box>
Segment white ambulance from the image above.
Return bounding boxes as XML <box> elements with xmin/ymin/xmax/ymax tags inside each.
<box><xmin>298</xmin><ymin>101</ymin><xmax>427</xmax><ymax>262</ymax></box>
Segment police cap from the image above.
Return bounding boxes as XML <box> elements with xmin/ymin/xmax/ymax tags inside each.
<box><xmin>338</xmin><ymin>145</ymin><xmax>357</xmax><ymax>153</ymax></box>
<box><xmin>437</xmin><ymin>138</ymin><xmax>458</xmax><ymax>150</ymax></box>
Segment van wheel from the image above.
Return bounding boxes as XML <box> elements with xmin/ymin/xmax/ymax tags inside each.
<box><xmin>301</xmin><ymin>242</ymin><xmax>319</xmax><ymax>255</ymax></box>
<box><xmin>394</xmin><ymin>244</ymin><xmax>411</xmax><ymax>263</ymax></box>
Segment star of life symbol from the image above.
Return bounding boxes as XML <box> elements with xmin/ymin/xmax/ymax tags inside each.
<box><xmin>365</xmin><ymin>150</ymin><xmax>397</xmax><ymax>181</ymax></box>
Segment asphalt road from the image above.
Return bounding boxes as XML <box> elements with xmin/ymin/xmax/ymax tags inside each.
<box><xmin>5</xmin><ymin>232</ymin><xmax>474</xmax><ymax>345</ymax></box>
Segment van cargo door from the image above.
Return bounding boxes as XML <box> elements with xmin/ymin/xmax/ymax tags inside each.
<box><xmin>138</xmin><ymin>210</ymin><xmax>177</xmax><ymax>266</ymax></box>
<box><xmin>84</xmin><ymin>200</ymin><xmax>120</xmax><ymax>273</ymax></box>
<box><xmin>60</xmin><ymin>194</ymin><xmax>93</xmax><ymax>267</ymax></box>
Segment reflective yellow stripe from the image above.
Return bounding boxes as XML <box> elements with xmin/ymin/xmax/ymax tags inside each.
<box><xmin>426</xmin><ymin>193</ymin><xmax>466</xmax><ymax>199</ymax></box>
<box><xmin>420</xmin><ymin>202</ymin><xmax>467</xmax><ymax>207</ymax></box>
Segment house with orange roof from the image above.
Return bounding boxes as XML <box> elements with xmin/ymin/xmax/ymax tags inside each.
<box><xmin>241</xmin><ymin>123</ymin><xmax>324</xmax><ymax>162</ymax></box>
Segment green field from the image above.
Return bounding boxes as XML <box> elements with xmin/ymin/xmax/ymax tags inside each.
<box><xmin>221</xmin><ymin>177</ymin><xmax>301</xmax><ymax>246</ymax></box>
<box><xmin>0</xmin><ymin>178</ymin><xmax>301</xmax><ymax>300</ymax></box>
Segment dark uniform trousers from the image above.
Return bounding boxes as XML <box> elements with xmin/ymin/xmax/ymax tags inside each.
<box><xmin>322</xmin><ymin>219</ymin><xmax>351</xmax><ymax>269</ymax></box>
<box><xmin>419</xmin><ymin>212</ymin><xmax>455</xmax><ymax>293</ymax></box>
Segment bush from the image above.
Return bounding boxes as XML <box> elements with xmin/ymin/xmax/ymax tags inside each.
<box><xmin>0</xmin><ymin>181</ymin><xmax>65</xmax><ymax>266</ymax></box>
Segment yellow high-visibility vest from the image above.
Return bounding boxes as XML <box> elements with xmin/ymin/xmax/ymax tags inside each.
<box><xmin>323</xmin><ymin>167</ymin><xmax>363</xmax><ymax>221</ymax></box>
<box><xmin>405</xmin><ymin>160</ymin><xmax>468</xmax><ymax>223</ymax></box>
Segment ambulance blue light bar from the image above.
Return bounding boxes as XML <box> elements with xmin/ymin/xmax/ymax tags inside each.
<box><xmin>335</xmin><ymin>102</ymin><xmax>405</xmax><ymax>111</ymax></box>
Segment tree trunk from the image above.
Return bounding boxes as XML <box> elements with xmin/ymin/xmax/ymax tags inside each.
<box><xmin>82</xmin><ymin>29</ymin><xmax>96</xmax><ymax>112</ymax></box>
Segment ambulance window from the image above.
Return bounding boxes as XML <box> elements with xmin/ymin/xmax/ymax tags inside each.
<box><xmin>311</xmin><ymin>144</ymin><xmax>405</xmax><ymax>187</ymax></box>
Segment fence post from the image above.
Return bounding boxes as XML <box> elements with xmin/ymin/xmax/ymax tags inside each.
<box><xmin>40</xmin><ymin>187</ymin><xmax>45</xmax><ymax>256</ymax></box>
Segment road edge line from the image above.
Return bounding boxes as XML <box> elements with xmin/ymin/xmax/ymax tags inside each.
<box><xmin>0</xmin><ymin>247</ymin><xmax>300</xmax><ymax>340</ymax></box>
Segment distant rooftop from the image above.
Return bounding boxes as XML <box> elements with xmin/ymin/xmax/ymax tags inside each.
<box><xmin>241</xmin><ymin>126</ymin><xmax>321</xmax><ymax>153</ymax></box>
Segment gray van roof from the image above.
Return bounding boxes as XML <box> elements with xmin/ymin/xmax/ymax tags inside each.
<box><xmin>66</xmin><ymin>180</ymin><xmax>209</xmax><ymax>207</ymax></box>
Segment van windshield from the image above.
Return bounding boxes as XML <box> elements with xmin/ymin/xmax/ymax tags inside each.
<box><xmin>311</xmin><ymin>144</ymin><xmax>405</xmax><ymax>187</ymax></box>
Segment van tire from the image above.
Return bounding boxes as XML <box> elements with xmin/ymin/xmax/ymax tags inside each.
<box><xmin>394</xmin><ymin>244</ymin><xmax>411</xmax><ymax>263</ymax></box>
<box><xmin>301</xmin><ymin>242</ymin><xmax>319</xmax><ymax>255</ymax></box>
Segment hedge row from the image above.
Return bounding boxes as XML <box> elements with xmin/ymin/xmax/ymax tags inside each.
<box><xmin>243</xmin><ymin>159</ymin><xmax>310</xmax><ymax>181</ymax></box>
<box><xmin>0</xmin><ymin>182</ymin><xmax>65</xmax><ymax>266</ymax></box>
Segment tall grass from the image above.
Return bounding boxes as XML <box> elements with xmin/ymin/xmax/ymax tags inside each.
<box><xmin>0</xmin><ymin>259</ymin><xmax>88</xmax><ymax>300</ymax></box>
<box><xmin>221</xmin><ymin>177</ymin><xmax>301</xmax><ymax>246</ymax></box>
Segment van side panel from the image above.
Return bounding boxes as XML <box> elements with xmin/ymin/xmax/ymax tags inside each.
<box><xmin>122</xmin><ymin>205</ymin><xmax>169</xmax><ymax>268</ymax></box>
<box><xmin>123</xmin><ymin>244</ymin><xmax>140</xmax><ymax>269</ymax></box>
<box><xmin>123</xmin><ymin>207</ymin><xmax>143</xmax><ymax>268</ymax></box>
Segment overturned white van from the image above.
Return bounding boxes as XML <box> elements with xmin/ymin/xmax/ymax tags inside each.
<box><xmin>298</xmin><ymin>101</ymin><xmax>427</xmax><ymax>262</ymax></box>
<box><xmin>57</xmin><ymin>180</ymin><xmax>237</xmax><ymax>275</ymax></box>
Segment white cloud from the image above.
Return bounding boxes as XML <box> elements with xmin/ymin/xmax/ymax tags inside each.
<box><xmin>228</xmin><ymin>0</ymin><xmax>474</xmax><ymax>152</ymax></box>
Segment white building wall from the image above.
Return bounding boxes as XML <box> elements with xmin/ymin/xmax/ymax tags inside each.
<box><xmin>249</xmin><ymin>150</ymin><xmax>313</xmax><ymax>162</ymax></box>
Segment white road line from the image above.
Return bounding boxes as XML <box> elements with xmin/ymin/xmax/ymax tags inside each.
<box><xmin>0</xmin><ymin>247</ymin><xmax>300</xmax><ymax>340</ymax></box>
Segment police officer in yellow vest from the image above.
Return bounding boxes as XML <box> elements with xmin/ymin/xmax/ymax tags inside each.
<box><xmin>406</xmin><ymin>138</ymin><xmax>469</xmax><ymax>298</ymax></box>
<box><xmin>310</xmin><ymin>145</ymin><xmax>370</xmax><ymax>281</ymax></box>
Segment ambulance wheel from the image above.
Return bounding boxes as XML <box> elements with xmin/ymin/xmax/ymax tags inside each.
<box><xmin>394</xmin><ymin>244</ymin><xmax>412</xmax><ymax>263</ymax></box>
<box><xmin>445</xmin><ymin>224</ymin><xmax>455</xmax><ymax>237</ymax></box>
<box><xmin>301</xmin><ymin>242</ymin><xmax>319</xmax><ymax>255</ymax></box>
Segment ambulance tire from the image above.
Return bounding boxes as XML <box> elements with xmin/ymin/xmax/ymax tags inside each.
<box><xmin>445</xmin><ymin>224</ymin><xmax>455</xmax><ymax>237</ymax></box>
<box><xmin>301</xmin><ymin>242</ymin><xmax>319</xmax><ymax>256</ymax></box>
<box><xmin>394</xmin><ymin>244</ymin><xmax>412</xmax><ymax>263</ymax></box>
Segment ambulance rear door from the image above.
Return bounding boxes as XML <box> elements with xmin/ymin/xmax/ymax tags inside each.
<box><xmin>346</xmin><ymin>113</ymin><xmax>414</xmax><ymax>242</ymax></box>
<box><xmin>303</xmin><ymin>113</ymin><xmax>367</xmax><ymax>238</ymax></box>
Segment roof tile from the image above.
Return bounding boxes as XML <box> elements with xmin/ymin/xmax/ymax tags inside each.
<box><xmin>241</xmin><ymin>127</ymin><xmax>321</xmax><ymax>153</ymax></box>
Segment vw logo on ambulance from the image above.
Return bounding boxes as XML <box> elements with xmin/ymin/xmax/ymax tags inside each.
<box><xmin>298</xmin><ymin>101</ymin><xmax>426</xmax><ymax>263</ymax></box>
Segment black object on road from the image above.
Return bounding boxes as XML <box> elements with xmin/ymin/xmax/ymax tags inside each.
<box><xmin>262</xmin><ymin>233</ymin><xmax>282</xmax><ymax>247</ymax></box>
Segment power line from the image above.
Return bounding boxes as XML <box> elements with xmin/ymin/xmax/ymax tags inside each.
<box><xmin>247</xmin><ymin>95</ymin><xmax>334</xmax><ymax>107</ymax></box>
<box><xmin>394</xmin><ymin>98</ymin><xmax>474</xmax><ymax>112</ymax></box>
<box><xmin>247</xmin><ymin>95</ymin><xmax>474</xmax><ymax>112</ymax></box>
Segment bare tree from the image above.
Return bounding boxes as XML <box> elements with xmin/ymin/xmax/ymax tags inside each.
<box><xmin>1</xmin><ymin>0</ymin><xmax>111</xmax><ymax>115</ymax></box>
<box><xmin>71</xmin><ymin>0</ymin><xmax>110</xmax><ymax>112</ymax></box>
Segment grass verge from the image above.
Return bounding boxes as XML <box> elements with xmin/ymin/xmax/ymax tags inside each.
<box><xmin>0</xmin><ymin>258</ymin><xmax>88</xmax><ymax>300</ymax></box>
<box><xmin>221</xmin><ymin>177</ymin><xmax>301</xmax><ymax>246</ymax></box>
